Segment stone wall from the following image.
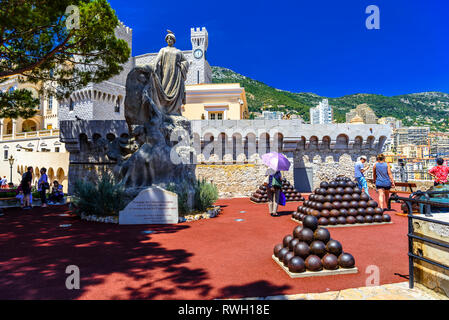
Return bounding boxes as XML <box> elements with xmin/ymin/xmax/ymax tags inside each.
<box><xmin>412</xmin><ymin>214</ymin><xmax>449</xmax><ymax>298</ymax></box>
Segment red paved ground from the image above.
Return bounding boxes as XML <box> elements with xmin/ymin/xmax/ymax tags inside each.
<box><xmin>0</xmin><ymin>191</ymin><xmax>409</xmax><ymax>300</ymax></box>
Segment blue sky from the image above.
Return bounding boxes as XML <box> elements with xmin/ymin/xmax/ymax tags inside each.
<box><xmin>109</xmin><ymin>0</ymin><xmax>449</xmax><ymax>97</ymax></box>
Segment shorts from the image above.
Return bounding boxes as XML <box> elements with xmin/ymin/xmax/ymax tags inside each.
<box><xmin>376</xmin><ymin>185</ymin><xmax>391</xmax><ymax>191</ymax></box>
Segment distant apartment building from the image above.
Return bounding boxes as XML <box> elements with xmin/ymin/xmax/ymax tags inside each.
<box><xmin>310</xmin><ymin>99</ymin><xmax>333</xmax><ymax>124</ymax></box>
<box><xmin>392</xmin><ymin>126</ymin><xmax>431</xmax><ymax>152</ymax></box>
<box><xmin>429</xmin><ymin>132</ymin><xmax>449</xmax><ymax>157</ymax></box>
<box><xmin>345</xmin><ymin>104</ymin><xmax>378</xmax><ymax>124</ymax></box>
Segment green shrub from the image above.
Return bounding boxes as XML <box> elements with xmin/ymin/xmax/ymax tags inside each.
<box><xmin>166</xmin><ymin>183</ymin><xmax>190</xmax><ymax>215</ymax></box>
<box><xmin>194</xmin><ymin>178</ymin><xmax>218</xmax><ymax>212</ymax></box>
<box><xmin>72</xmin><ymin>175</ymin><xmax>126</xmax><ymax>217</ymax></box>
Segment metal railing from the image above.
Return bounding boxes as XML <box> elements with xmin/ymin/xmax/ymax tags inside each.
<box><xmin>390</xmin><ymin>192</ymin><xmax>449</xmax><ymax>289</ymax></box>
<box><xmin>1</xmin><ymin>129</ymin><xmax>60</xmax><ymax>140</ymax></box>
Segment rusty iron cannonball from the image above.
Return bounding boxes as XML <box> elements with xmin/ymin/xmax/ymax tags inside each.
<box><xmin>320</xmin><ymin>209</ymin><xmax>330</xmax><ymax>218</ymax></box>
<box><xmin>274</xmin><ymin>244</ymin><xmax>283</xmax><ymax>257</ymax></box>
<box><xmin>277</xmin><ymin>247</ymin><xmax>290</xmax><ymax>261</ymax></box>
<box><xmin>339</xmin><ymin>208</ymin><xmax>348</xmax><ymax>217</ymax></box>
<box><xmin>338</xmin><ymin>253</ymin><xmax>355</xmax><ymax>269</ymax></box>
<box><xmin>299</xmin><ymin>228</ymin><xmax>315</xmax><ymax>244</ymax></box>
<box><xmin>294</xmin><ymin>241</ymin><xmax>311</xmax><ymax>259</ymax></box>
<box><xmin>313</xmin><ymin>227</ymin><xmax>331</xmax><ymax>243</ymax></box>
<box><xmin>318</xmin><ymin>217</ymin><xmax>329</xmax><ymax>226</ymax></box>
<box><xmin>365</xmin><ymin>215</ymin><xmax>374</xmax><ymax>223</ymax></box>
<box><xmin>346</xmin><ymin>216</ymin><xmax>356</xmax><ymax>224</ymax></box>
<box><xmin>289</xmin><ymin>238</ymin><xmax>300</xmax><ymax>251</ymax></box>
<box><xmin>283</xmin><ymin>235</ymin><xmax>294</xmax><ymax>247</ymax></box>
<box><xmin>305</xmin><ymin>255</ymin><xmax>323</xmax><ymax>271</ymax></box>
<box><xmin>310</xmin><ymin>240</ymin><xmax>327</xmax><ymax>257</ymax></box>
<box><xmin>326</xmin><ymin>239</ymin><xmax>343</xmax><ymax>256</ymax></box>
<box><xmin>322</xmin><ymin>253</ymin><xmax>339</xmax><ymax>270</ymax></box>
<box><xmin>288</xmin><ymin>256</ymin><xmax>306</xmax><ymax>273</ymax></box>
<box><xmin>382</xmin><ymin>214</ymin><xmax>391</xmax><ymax>222</ymax></box>
<box><xmin>283</xmin><ymin>251</ymin><xmax>295</xmax><ymax>266</ymax></box>
<box><xmin>328</xmin><ymin>217</ymin><xmax>338</xmax><ymax>225</ymax></box>
<box><xmin>303</xmin><ymin>215</ymin><xmax>319</xmax><ymax>231</ymax></box>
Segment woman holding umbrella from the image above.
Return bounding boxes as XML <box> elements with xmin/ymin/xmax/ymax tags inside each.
<box><xmin>262</xmin><ymin>152</ymin><xmax>291</xmax><ymax>217</ymax></box>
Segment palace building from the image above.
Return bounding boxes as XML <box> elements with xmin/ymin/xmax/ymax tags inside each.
<box><xmin>0</xmin><ymin>22</ymin><xmax>248</xmax><ymax>187</ymax></box>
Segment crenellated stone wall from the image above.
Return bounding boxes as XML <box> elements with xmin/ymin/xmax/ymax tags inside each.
<box><xmin>60</xmin><ymin>119</ymin><xmax>392</xmax><ymax>196</ymax></box>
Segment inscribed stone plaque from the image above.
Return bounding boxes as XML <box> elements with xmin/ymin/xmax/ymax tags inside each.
<box><xmin>119</xmin><ymin>187</ymin><xmax>178</xmax><ymax>225</ymax></box>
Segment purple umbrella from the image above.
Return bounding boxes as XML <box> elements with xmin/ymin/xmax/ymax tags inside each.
<box><xmin>262</xmin><ymin>152</ymin><xmax>291</xmax><ymax>171</ymax></box>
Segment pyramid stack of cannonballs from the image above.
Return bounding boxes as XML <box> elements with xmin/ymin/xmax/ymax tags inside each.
<box><xmin>292</xmin><ymin>177</ymin><xmax>391</xmax><ymax>226</ymax></box>
<box><xmin>273</xmin><ymin>215</ymin><xmax>356</xmax><ymax>273</ymax></box>
<box><xmin>251</xmin><ymin>178</ymin><xmax>304</xmax><ymax>203</ymax></box>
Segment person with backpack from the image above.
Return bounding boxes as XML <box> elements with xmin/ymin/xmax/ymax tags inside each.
<box><xmin>20</xmin><ymin>167</ymin><xmax>33</xmax><ymax>209</ymax></box>
<box><xmin>266</xmin><ymin>168</ymin><xmax>283</xmax><ymax>217</ymax></box>
<box><xmin>38</xmin><ymin>168</ymin><xmax>49</xmax><ymax>208</ymax></box>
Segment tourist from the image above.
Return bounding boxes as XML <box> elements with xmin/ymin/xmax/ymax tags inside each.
<box><xmin>1</xmin><ymin>176</ymin><xmax>7</xmax><ymax>188</ymax></box>
<box><xmin>428</xmin><ymin>158</ymin><xmax>449</xmax><ymax>186</ymax></box>
<box><xmin>354</xmin><ymin>156</ymin><xmax>370</xmax><ymax>198</ymax></box>
<box><xmin>266</xmin><ymin>168</ymin><xmax>282</xmax><ymax>217</ymax></box>
<box><xmin>20</xmin><ymin>167</ymin><xmax>33</xmax><ymax>209</ymax></box>
<box><xmin>38</xmin><ymin>168</ymin><xmax>49</xmax><ymax>207</ymax></box>
<box><xmin>373</xmin><ymin>154</ymin><xmax>395</xmax><ymax>210</ymax></box>
<box><xmin>48</xmin><ymin>181</ymin><xmax>64</xmax><ymax>204</ymax></box>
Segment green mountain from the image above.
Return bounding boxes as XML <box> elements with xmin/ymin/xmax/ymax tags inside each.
<box><xmin>212</xmin><ymin>66</ymin><xmax>449</xmax><ymax>131</ymax></box>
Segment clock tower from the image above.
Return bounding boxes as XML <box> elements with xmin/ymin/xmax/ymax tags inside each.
<box><xmin>188</xmin><ymin>27</ymin><xmax>212</xmax><ymax>85</ymax></box>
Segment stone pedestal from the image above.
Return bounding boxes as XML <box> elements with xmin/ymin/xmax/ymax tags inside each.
<box><xmin>119</xmin><ymin>186</ymin><xmax>178</xmax><ymax>225</ymax></box>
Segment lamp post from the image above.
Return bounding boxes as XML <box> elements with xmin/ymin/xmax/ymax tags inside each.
<box><xmin>8</xmin><ymin>155</ymin><xmax>14</xmax><ymax>185</ymax></box>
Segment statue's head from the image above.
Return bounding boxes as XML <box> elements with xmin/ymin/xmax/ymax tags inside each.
<box><xmin>165</xmin><ymin>30</ymin><xmax>176</xmax><ymax>47</ymax></box>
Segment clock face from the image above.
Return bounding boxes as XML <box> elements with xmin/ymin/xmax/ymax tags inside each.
<box><xmin>194</xmin><ymin>49</ymin><xmax>203</xmax><ymax>59</ymax></box>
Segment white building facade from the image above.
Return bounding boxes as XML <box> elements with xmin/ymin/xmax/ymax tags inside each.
<box><xmin>310</xmin><ymin>99</ymin><xmax>333</xmax><ymax>124</ymax></box>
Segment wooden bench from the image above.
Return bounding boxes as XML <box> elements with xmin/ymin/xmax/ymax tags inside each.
<box><xmin>367</xmin><ymin>179</ymin><xmax>417</xmax><ymax>195</ymax></box>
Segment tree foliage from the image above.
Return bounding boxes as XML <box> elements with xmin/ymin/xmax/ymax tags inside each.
<box><xmin>0</xmin><ymin>0</ymin><xmax>131</xmax><ymax>118</ymax></box>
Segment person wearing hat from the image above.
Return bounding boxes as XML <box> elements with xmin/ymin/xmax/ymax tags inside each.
<box><xmin>354</xmin><ymin>156</ymin><xmax>370</xmax><ymax>197</ymax></box>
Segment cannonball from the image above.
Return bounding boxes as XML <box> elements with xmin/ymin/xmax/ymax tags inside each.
<box><xmin>337</xmin><ymin>181</ymin><xmax>346</xmax><ymax>188</ymax></box>
<box><xmin>329</xmin><ymin>181</ymin><xmax>338</xmax><ymax>188</ymax></box>
<box><xmin>353</xmin><ymin>187</ymin><xmax>362</xmax><ymax>195</ymax></box>
<box><xmin>305</xmin><ymin>255</ymin><xmax>323</xmax><ymax>271</ymax></box>
<box><xmin>324</xmin><ymin>195</ymin><xmax>334</xmax><ymax>203</ymax></box>
<box><xmin>360</xmin><ymin>193</ymin><xmax>370</xmax><ymax>202</ymax></box>
<box><xmin>311</xmin><ymin>210</ymin><xmax>321</xmax><ymax>219</ymax></box>
<box><xmin>316</xmin><ymin>195</ymin><xmax>325</xmax><ymax>203</ymax></box>
<box><xmin>348</xmin><ymin>208</ymin><xmax>358</xmax><ymax>216</ymax></box>
<box><xmin>274</xmin><ymin>244</ymin><xmax>284</xmax><ymax>257</ymax></box>
<box><xmin>294</xmin><ymin>241</ymin><xmax>311</xmax><ymax>259</ymax></box>
<box><xmin>283</xmin><ymin>235</ymin><xmax>294</xmax><ymax>247</ymax></box>
<box><xmin>296</xmin><ymin>205</ymin><xmax>302</xmax><ymax>213</ymax></box>
<box><xmin>320</xmin><ymin>209</ymin><xmax>330</xmax><ymax>218</ymax></box>
<box><xmin>382</xmin><ymin>214</ymin><xmax>391</xmax><ymax>222</ymax></box>
<box><xmin>346</xmin><ymin>216</ymin><xmax>356</xmax><ymax>224</ymax></box>
<box><xmin>322</xmin><ymin>253</ymin><xmax>339</xmax><ymax>270</ymax></box>
<box><xmin>373</xmin><ymin>214</ymin><xmax>383</xmax><ymax>222</ymax></box>
<box><xmin>368</xmin><ymin>200</ymin><xmax>378</xmax><ymax>208</ymax></box>
<box><xmin>336</xmin><ymin>187</ymin><xmax>345</xmax><ymax>195</ymax></box>
<box><xmin>289</xmin><ymin>238</ymin><xmax>300</xmax><ymax>251</ymax></box>
<box><xmin>326</xmin><ymin>239</ymin><xmax>343</xmax><ymax>256</ymax></box>
<box><xmin>349</xmin><ymin>200</ymin><xmax>359</xmax><ymax>208</ymax></box>
<box><xmin>303</xmin><ymin>215</ymin><xmax>318</xmax><ymax>231</ymax></box>
<box><xmin>342</xmin><ymin>194</ymin><xmax>352</xmax><ymax>202</ymax></box>
<box><xmin>310</xmin><ymin>240</ymin><xmax>327</xmax><ymax>257</ymax></box>
<box><xmin>315</xmin><ymin>203</ymin><xmax>324</xmax><ymax>211</ymax></box>
<box><xmin>330</xmin><ymin>209</ymin><xmax>340</xmax><ymax>218</ymax></box>
<box><xmin>374</xmin><ymin>207</ymin><xmax>384</xmax><ymax>215</ymax></box>
<box><xmin>320</xmin><ymin>182</ymin><xmax>329</xmax><ymax>189</ymax></box>
<box><xmin>293</xmin><ymin>226</ymin><xmax>304</xmax><ymax>239</ymax></box>
<box><xmin>299</xmin><ymin>228</ymin><xmax>315</xmax><ymax>244</ymax></box>
<box><xmin>319</xmin><ymin>188</ymin><xmax>327</xmax><ymax>195</ymax></box>
<box><xmin>309</xmin><ymin>195</ymin><xmax>315</xmax><ymax>201</ymax></box>
<box><xmin>348</xmin><ymin>181</ymin><xmax>356</xmax><ymax>188</ymax></box>
<box><xmin>299</xmin><ymin>213</ymin><xmax>306</xmax><ymax>221</ymax></box>
<box><xmin>344</xmin><ymin>187</ymin><xmax>354</xmax><ymax>195</ymax></box>
<box><xmin>332</xmin><ymin>201</ymin><xmax>342</xmax><ymax>210</ymax></box>
<box><xmin>314</xmin><ymin>227</ymin><xmax>331</xmax><ymax>243</ymax></box>
<box><xmin>328</xmin><ymin>217</ymin><xmax>337</xmax><ymax>225</ymax></box>
<box><xmin>327</xmin><ymin>188</ymin><xmax>336</xmax><ymax>196</ymax></box>
<box><xmin>292</xmin><ymin>212</ymin><xmax>299</xmax><ymax>220</ymax></box>
<box><xmin>339</xmin><ymin>208</ymin><xmax>349</xmax><ymax>217</ymax></box>
<box><xmin>283</xmin><ymin>251</ymin><xmax>295</xmax><ymax>266</ymax></box>
<box><xmin>352</xmin><ymin>193</ymin><xmax>361</xmax><ymax>201</ymax></box>
<box><xmin>288</xmin><ymin>256</ymin><xmax>306</xmax><ymax>273</ymax></box>
<box><xmin>358</xmin><ymin>200</ymin><xmax>368</xmax><ymax>209</ymax></box>
<box><xmin>356</xmin><ymin>215</ymin><xmax>365</xmax><ymax>224</ymax></box>
<box><xmin>334</xmin><ymin>194</ymin><xmax>343</xmax><ymax>202</ymax></box>
<box><xmin>338</xmin><ymin>253</ymin><xmax>355</xmax><ymax>268</ymax></box>
<box><xmin>337</xmin><ymin>216</ymin><xmax>347</xmax><ymax>225</ymax></box>
<box><xmin>366</xmin><ymin>207</ymin><xmax>375</xmax><ymax>215</ymax></box>
<box><xmin>365</xmin><ymin>215</ymin><xmax>374</xmax><ymax>223</ymax></box>
<box><xmin>341</xmin><ymin>201</ymin><xmax>350</xmax><ymax>209</ymax></box>
<box><xmin>323</xmin><ymin>202</ymin><xmax>333</xmax><ymax>211</ymax></box>
<box><xmin>278</xmin><ymin>247</ymin><xmax>289</xmax><ymax>261</ymax></box>
<box><xmin>357</xmin><ymin>208</ymin><xmax>366</xmax><ymax>216</ymax></box>
<box><xmin>318</xmin><ymin>217</ymin><xmax>329</xmax><ymax>226</ymax></box>
<box><xmin>314</xmin><ymin>188</ymin><xmax>321</xmax><ymax>195</ymax></box>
